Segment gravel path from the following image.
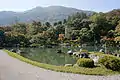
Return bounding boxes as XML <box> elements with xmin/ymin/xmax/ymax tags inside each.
<box><xmin>0</xmin><ymin>50</ymin><xmax>120</xmax><ymax>80</ymax></box>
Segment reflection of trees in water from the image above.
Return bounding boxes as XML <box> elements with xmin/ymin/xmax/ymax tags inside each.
<box><xmin>20</xmin><ymin>48</ymin><xmax>76</xmax><ymax>66</ymax></box>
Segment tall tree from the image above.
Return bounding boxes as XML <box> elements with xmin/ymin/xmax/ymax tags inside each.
<box><xmin>45</xmin><ymin>22</ymin><xmax>51</xmax><ymax>27</ymax></box>
<box><xmin>28</xmin><ymin>21</ymin><xmax>43</xmax><ymax>35</ymax></box>
<box><xmin>114</xmin><ymin>21</ymin><xmax>120</xmax><ymax>42</ymax></box>
<box><xmin>12</xmin><ymin>23</ymin><xmax>27</xmax><ymax>34</ymax></box>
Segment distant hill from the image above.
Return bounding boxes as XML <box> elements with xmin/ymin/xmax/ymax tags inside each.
<box><xmin>106</xmin><ymin>9</ymin><xmax>120</xmax><ymax>16</ymax></box>
<box><xmin>0</xmin><ymin>6</ymin><xmax>94</xmax><ymax>25</ymax></box>
<box><xmin>106</xmin><ymin>9</ymin><xmax>120</xmax><ymax>18</ymax></box>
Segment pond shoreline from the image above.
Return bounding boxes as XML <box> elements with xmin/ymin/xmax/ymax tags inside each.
<box><xmin>4</xmin><ymin>50</ymin><xmax>120</xmax><ymax>76</ymax></box>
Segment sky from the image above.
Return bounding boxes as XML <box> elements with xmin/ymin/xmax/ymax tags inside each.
<box><xmin>0</xmin><ymin>0</ymin><xmax>119</xmax><ymax>12</ymax></box>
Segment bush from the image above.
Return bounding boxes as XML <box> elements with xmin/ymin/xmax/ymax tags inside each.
<box><xmin>80</xmin><ymin>49</ymin><xmax>88</xmax><ymax>53</ymax></box>
<box><xmin>99</xmin><ymin>55</ymin><xmax>120</xmax><ymax>71</ymax></box>
<box><xmin>76</xmin><ymin>58</ymin><xmax>94</xmax><ymax>68</ymax></box>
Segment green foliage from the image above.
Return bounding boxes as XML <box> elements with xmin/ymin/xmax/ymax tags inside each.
<box><xmin>30</xmin><ymin>33</ymin><xmax>48</xmax><ymax>45</ymax></box>
<box><xmin>12</xmin><ymin>23</ymin><xmax>27</xmax><ymax>34</ymax></box>
<box><xmin>58</xmin><ymin>21</ymin><xmax>62</xmax><ymax>25</ymax></box>
<box><xmin>1</xmin><ymin>9</ymin><xmax>120</xmax><ymax>47</ymax></box>
<box><xmin>32</xmin><ymin>21</ymin><xmax>42</xmax><ymax>26</ymax></box>
<box><xmin>4</xmin><ymin>32</ymin><xmax>29</xmax><ymax>47</ymax></box>
<box><xmin>90</xmin><ymin>13</ymin><xmax>111</xmax><ymax>36</ymax></box>
<box><xmin>67</xmin><ymin>12</ymin><xmax>88</xmax><ymax>29</ymax></box>
<box><xmin>0</xmin><ymin>30</ymin><xmax>5</xmax><ymax>46</ymax></box>
<box><xmin>55</xmin><ymin>24</ymin><xmax>65</xmax><ymax>34</ymax></box>
<box><xmin>114</xmin><ymin>21</ymin><xmax>120</xmax><ymax>42</ymax></box>
<box><xmin>107</xmin><ymin>30</ymin><xmax>115</xmax><ymax>38</ymax></box>
<box><xmin>30</xmin><ymin>44</ymin><xmax>41</xmax><ymax>47</ymax></box>
<box><xmin>79</xmin><ymin>28</ymin><xmax>94</xmax><ymax>42</ymax></box>
<box><xmin>76</xmin><ymin>58</ymin><xmax>94</xmax><ymax>68</ymax></box>
<box><xmin>115</xmin><ymin>21</ymin><xmax>120</xmax><ymax>36</ymax></box>
<box><xmin>99</xmin><ymin>55</ymin><xmax>120</xmax><ymax>71</ymax></box>
<box><xmin>28</xmin><ymin>23</ymin><xmax>42</xmax><ymax>35</ymax></box>
<box><xmin>80</xmin><ymin>49</ymin><xmax>88</xmax><ymax>53</ymax></box>
<box><xmin>45</xmin><ymin>22</ymin><xmax>51</xmax><ymax>27</ymax></box>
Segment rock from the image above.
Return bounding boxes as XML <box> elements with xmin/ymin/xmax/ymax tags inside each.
<box><xmin>78</xmin><ymin>46</ymin><xmax>81</xmax><ymax>48</ymax></box>
<box><xmin>93</xmin><ymin>56</ymin><xmax>99</xmax><ymax>64</ymax></box>
<box><xmin>64</xmin><ymin>64</ymin><xmax>73</xmax><ymax>67</ymax></box>
<box><xmin>73</xmin><ymin>52</ymin><xmax>80</xmax><ymax>56</ymax></box>
<box><xmin>114</xmin><ymin>53</ymin><xmax>118</xmax><ymax>56</ymax></box>
<box><xmin>67</xmin><ymin>50</ymin><xmax>73</xmax><ymax>55</ymax></box>
<box><xmin>89</xmin><ymin>54</ymin><xmax>97</xmax><ymax>59</ymax></box>
<box><xmin>89</xmin><ymin>54</ymin><xmax>99</xmax><ymax>64</ymax></box>
<box><xmin>80</xmin><ymin>49</ymin><xmax>83</xmax><ymax>52</ymax></box>
<box><xmin>99</xmin><ymin>49</ymin><xmax>104</xmax><ymax>53</ymax></box>
<box><xmin>17</xmin><ymin>49</ymin><xmax>22</xmax><ymax>54</ymax></box>
<box><xmin>10</xmin><ymin>49</ymin><xmax>17</xmax><ymax>53</ymax></box>
<box><xmin>117</xmin><ymin>54</ymin><xmax>120</xmax><ymax>57</ymax></box>
<box><xmin>79</xmin><ymin>53</ymin><xmax>89</xmax><ymax>58</ymax></box>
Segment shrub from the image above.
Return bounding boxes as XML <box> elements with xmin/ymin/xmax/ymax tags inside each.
<box><xmin>99</xmin><ymin>55</ymin><xmax>120</xmax><ymax>71</ymax></box>
<box><xmin>80</xmin><ymin>49</ymin><xmax>88</xmax><ymax>53</ymax></box>
<box><xmin>76</xmin><ymin>58</ymin><xmax>94</xmax><ymax>68</ymax></box>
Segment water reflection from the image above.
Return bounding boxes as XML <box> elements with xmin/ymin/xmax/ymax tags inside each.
<box><xmin>19</xmin><ymin>47</ymin><xmax>77</xmax><ymax>66</ymax></box>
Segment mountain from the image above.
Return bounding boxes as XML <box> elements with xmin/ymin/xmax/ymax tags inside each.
<box><xmin>106</xmin><ymin>9</ymin><xmax>120</xmax><ymax>18</ymax></box>
<box><xmin>0</xmin><ymin>6</ymin><xmax>94</xmax><ymax>25</ymax></box>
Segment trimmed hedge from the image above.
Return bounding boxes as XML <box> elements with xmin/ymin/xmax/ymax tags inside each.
<box><xmin>4</xmin><ymin>50</ymin><xmax>120</xmax><ymax>75</ymax></box>
<box><xmin>76</xmin><ymin>58</ymin><xmax>94</xmax><ymax>68</ymax></box>
<box><xmin>99</xmin><ymin>55</ymin><xmax>120</xmax><ymax>71</ymax></box>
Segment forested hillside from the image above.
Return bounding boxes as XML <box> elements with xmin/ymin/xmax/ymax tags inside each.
<box><xmin>0</xmin><ymin>6</ymin><xmax>94</xmax><ymax>25</ymax></box>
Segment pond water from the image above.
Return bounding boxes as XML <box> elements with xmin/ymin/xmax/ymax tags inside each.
<box><xmin>8</xmin><ymin>45</ymin><xmax>119</xmax><ymax>66</ymax></box>
<box><xmin>18</xmin><ymin>47</ymin><xmax>77</xmax><ymax>66</ymax></box>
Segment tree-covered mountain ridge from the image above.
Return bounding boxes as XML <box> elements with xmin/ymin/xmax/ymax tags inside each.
<box><xmin>0</xmin><ymin>6</ymin><xmax>94</xmax><ymax>25</ymax></box>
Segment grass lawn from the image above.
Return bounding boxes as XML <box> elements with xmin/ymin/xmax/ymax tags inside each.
<box><xmin>4</xmin><ymin>50</ymin><xmax>120</xmax><ymax>76</ymax></box>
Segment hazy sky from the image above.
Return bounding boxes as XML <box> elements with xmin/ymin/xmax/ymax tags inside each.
<box><xmin>0</xmin><ymin>0</ymin><xmax>119</xmax><ymax>12</ymax></box>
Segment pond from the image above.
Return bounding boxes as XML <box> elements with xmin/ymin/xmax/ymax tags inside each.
<box><xmin>18</xmin><ymin>47</ymin><xmax>77</xmax><ymax>66</ymax></box>
<box><xmin>7</xmin><ymin>45</ymin><xmax>119</xmax><ymax>66</ymax></box>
